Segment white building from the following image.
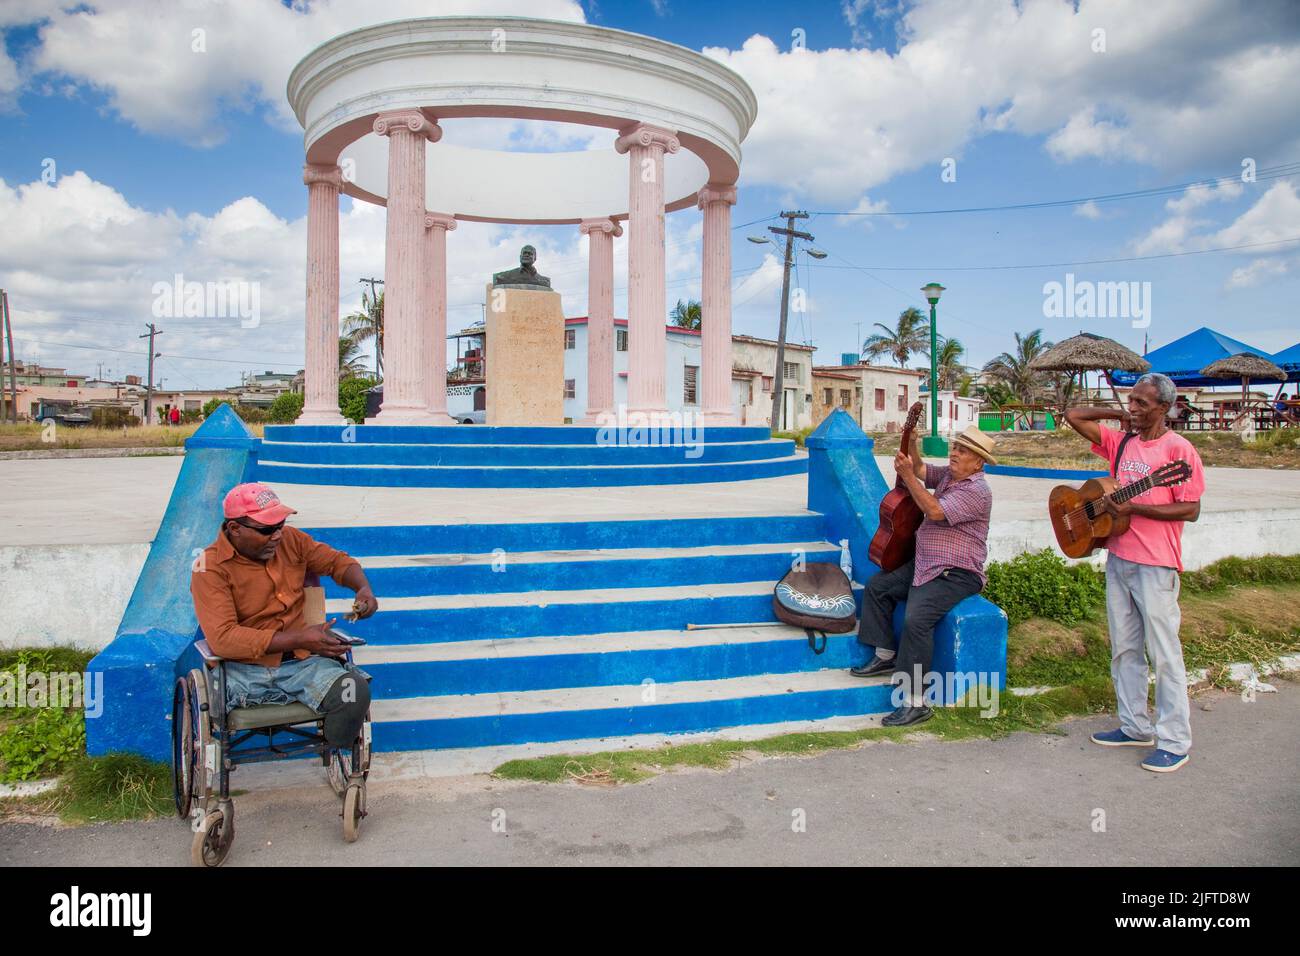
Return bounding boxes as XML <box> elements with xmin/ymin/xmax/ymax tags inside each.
<box><xmin>927</xmin><ymin>389</ymin><xmax>982</xmax><ymax>436</ymax></box>
<box><xmin>446</xmin><ymin>318</ymin><xmax>817</xmax><ymax>429</ymax></box>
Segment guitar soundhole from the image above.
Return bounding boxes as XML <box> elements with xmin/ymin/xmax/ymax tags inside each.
<box><xmin>1083</xmin><ymin>501</ymin><xmax>1096</xmax><ymax>521</ymax></box>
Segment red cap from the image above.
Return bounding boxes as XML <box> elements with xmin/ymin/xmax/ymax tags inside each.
<box><xmin>222</xmin><ymin>482</ymin><xmax>296</xmax><ymax>525</ymax></box>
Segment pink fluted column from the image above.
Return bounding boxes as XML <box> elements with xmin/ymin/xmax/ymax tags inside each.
<box><xmin>615</xmin><ymin>124</ymin><xmax>679</xmax><ymax>420</ymax></box>
<box><xmin>698</xmin><ymin>184</ymin><xmax>738</xmax><ymax>425</ymax></box>
<box><xmin>579</xmin><ymin>217</ymin><xmax>622</xmax><ymax>423</ymax></box>
<box><xmin>371</xmin><ymin>109</ymin><xmax>441</xmax><ymax>424</ymax></box>
<box><xmin>297</xmin><ymin>164</ymin><xmax>346</xmax><ymax>425</ymax></box>
<box><xmin>424</xmin><ymin>212</ymin><xmax>457</xmax><ymax>424</ymax></box>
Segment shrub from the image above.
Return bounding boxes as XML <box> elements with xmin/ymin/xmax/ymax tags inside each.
<box><xmin>1182</xmin><ymin>554</ymin><xmax>1300</xmax><ymax>593</ymax></box>
<box><xmin>201</xmin><ymin>397</ymin><xmax>225</xmax><ymax>418</ymax></box>
<box><xmin>339</xmin><ymin>377</ymin><xmax>378</xmax><ymax>424</ymax></box>
<box><xmin>267</xmin><ymin>391</ymin><xmax>305</xmax><ymax>423</ymax></box>
<box><xmin>983</xmin><ymin>549</ymin><xmax>1106</xmax><ymax>628</ymax></box>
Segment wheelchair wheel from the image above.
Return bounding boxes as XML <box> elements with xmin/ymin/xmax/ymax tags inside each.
<box><xmin>186</xmin><ymin>669</ymin><xmax>213</xmax><ymax>806</ymax></box>
<box><xmin>191</xmin><ymin>804</ymin><xmax>234</xmax><ymax>867</ymax></box>
<box><xmin>342</xmin><ymin>783</ymin><xmax>365</xmax><ymax>843</ymax></box>
<box><xmin>326</xmin><ymin>749</ymin><xmax>348</xmax><ymax>798</ymax></box>
<box><xmin>171</xmin><ymin>677</ymin><xmax>193</xmax><ymax>819</ymax></box>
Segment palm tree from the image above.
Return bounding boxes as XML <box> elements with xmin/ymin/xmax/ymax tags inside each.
<box><xmin>981</xmin><ymin>328</ymin><xmax>1053</xmax><ymax>404</ymax></box>
<box><xmin>341</xmin><ymin>290</ymin><xmax>384</xmax><ymax>379</ymax></box>
<box><xmin>338</xmin><ymin>334</ymin><xmax>368</xmax><ymax>381</ymax></box>
<box><xmin>934</xmin><ymin>336</ymin><xmax>967</xmax><ymax>391</ymax></box>
<box><xmin>862</xmin><ymin>306</ymin><xmax>929</xmax><ymax>367</ymax></box>
<box><xmin>670</xmin><ymin>298</ymin><xmax>702</xmax><ymax>331</ymax></box>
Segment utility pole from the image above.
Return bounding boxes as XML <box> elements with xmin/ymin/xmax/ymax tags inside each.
<box><xmin>768</xmin><ymin>211</ymin><xmax>812</xmax><ymax>434</ymax></box>
<box><xmin>139</xmin><ymin>323</ymin><xmax>163</xmax><ymax>424</ymax></box>
<box><xmin>2</xmin><ymin>290</ymin><xmax>17</xmax><ymax>423</ymax></box>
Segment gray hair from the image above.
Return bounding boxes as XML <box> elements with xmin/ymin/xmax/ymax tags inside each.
<box><xmin>1135</xmin><ymin>372</ymin><xmax>1176</xmax><ymax>406</ymax></box>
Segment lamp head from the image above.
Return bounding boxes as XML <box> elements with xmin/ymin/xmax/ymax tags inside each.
<box><xmin>921</xmin><ymin>281</ymin><xmax>945</xmax><ymax>304</ymax></box>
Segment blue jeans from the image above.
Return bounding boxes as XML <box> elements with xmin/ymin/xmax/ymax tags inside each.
<box><xmin>224</xmin><ymin>655</ymin><xmax>364</xmax><ymax>712</ymax></box>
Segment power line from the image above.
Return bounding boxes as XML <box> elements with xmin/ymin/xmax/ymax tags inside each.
<box><xmin>810</xmin><ymin>162</ymin><xmax>1300</xmax><ymax>217</ymax></box>
<box><xmin>806</xmin><ymin>235</ymin><xmax>1300</xmax><ymax>272</ymax></box>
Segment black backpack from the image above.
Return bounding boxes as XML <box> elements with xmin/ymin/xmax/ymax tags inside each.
<box><xmin>773</xmin><ymin>563</ymin><xmax>857</xmax><ymax>654</ymax></box>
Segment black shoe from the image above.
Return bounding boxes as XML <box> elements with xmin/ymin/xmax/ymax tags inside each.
<box><xmin>881</xmin><ymin>705</ymin><xmax>933</xmax><ymax>727</ymax></box>
<box><xmin>850</xmin><ymin>655</ymin><xmax>895</xmax><ymax>678</ymax></box>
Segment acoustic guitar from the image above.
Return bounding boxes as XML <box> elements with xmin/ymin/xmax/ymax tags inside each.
<box><xmin>1048</xmin><ymin>459</ymin><xmax>1193</xmax><ymax>559</ymax></box>
<box><xmin>869</xmin><ymin>401</ymin><xmax>926</xmax><ymax>572</ymax></box>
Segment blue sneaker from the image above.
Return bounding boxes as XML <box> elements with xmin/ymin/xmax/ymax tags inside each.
<box><xmin>1090</xmin><ymin>728</ymin><xmax>1154</xmax><ymax>747</ymax></box>
<box><xmin>1141</xmin><ymin>750</ymin><xmax>1190</xmax><ymax>773</ymax></box>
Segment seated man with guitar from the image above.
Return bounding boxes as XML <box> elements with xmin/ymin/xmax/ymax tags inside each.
<box><xmin>852</xmin><ymin>424</ymin><xmax>997</xmax><ymax>728</ymax></box>
<box><xmin>1063</xmin><ymin>373</ymin><xmax>1205</xmax><ymax>773</ymax></box>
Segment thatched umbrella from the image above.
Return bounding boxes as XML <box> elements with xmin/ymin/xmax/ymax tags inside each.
<box><xmin>1200</xmin><ymin>352</ymin><xmax>1286</xmax><ymax>404</ymax></box>
<box><xmin>1029</xmin><ymin>332</ymin><xmax>1150</xmax><ymax>407</ymax></box>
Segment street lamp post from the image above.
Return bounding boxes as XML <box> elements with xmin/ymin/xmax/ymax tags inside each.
<box><xmin>921</xmin><ymin>281</ymin><xmax>948</xmax><ymax>457</ymax></box>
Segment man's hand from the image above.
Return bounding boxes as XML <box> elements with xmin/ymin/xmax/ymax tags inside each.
<box><xmin>1101</xmin><ymin>496</ymin><xmax>1132</xmax><ymax>519</ymax></box>
<box><xmin>894</xmin><ymin>450</ymin><xmax>916</xmax><ymax>483</ymax></box>
<box><xmin>350</xmin><ymin>586</ymin><xmax>379</xmax><ymax>621</ymax></box>
<box><xmin>298</xmin><ymin>619</ymin><xmax>349</xmax><ymax>659</ymax></box>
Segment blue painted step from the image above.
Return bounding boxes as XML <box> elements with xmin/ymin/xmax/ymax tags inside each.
<box><xmin>324</xmin><ymin>547</ymin><xmax>839</xmax><ymax>597</ymax></box>
<box><xmin>265</xmin><ymin>424</ymin><xmax>775</xmax><ymax>445</ymax></box>
<box><xmin>363</xmin><ymin>630</ymin><xmax>866</xmax><ymax>698</ymax></box>
<box><xmin>259</xmin><ymin>439</ymin><xmax>795</xmax><ymax>466</ymax></box>
<box><xmin>302</xmin><ymin>515</ymin><xmax>830</xmax><ymax>557</ymax></box>
<box><xmin>256</xmin><ymin>454</ymin><xmax>808</xmax><ymax>488</ymax></box>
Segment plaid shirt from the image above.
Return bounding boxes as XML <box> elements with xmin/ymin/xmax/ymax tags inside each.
<box><xmin>912</xmin><ymin>464</ymin><xmax>992</xmax><ymax>587</ymax></box>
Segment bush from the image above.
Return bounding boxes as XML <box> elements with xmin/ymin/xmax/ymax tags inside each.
<box><xmin>339</xmin><ymin>377</ymin><xmax>378</xmax><ymax>424</ymax></box>
<box><xmin>773</xmin><ymin>426</ymin><xmax>815</xmax><ymax>448</ymax></box>
<box><xmin>983</xmin><ymin>549</ymin><xmax>1107</xmax><ymax>628</ymax></box>
<box><xmin>90</xmin><ymin>407</ymin><xmax>137</xmax><ymax>428</ymax></box>
<box><xmin>1182</xmin><ymin>554</ymin><xmax>1300</xmax><ymax>593</ymax></box>
<box><xmin>201</xmin><ymin>397</ymin><xmax>225</xmax><ymax>418</ymax></box>
<box><xmin>267</xmin><ymin>391</ymin><xmax>305</xmax><ymax>423</ymax></box>
<box><xmin>0</xmin><ymin>650</ymin><xmax>92</xmax><ymax>782</ymax></box>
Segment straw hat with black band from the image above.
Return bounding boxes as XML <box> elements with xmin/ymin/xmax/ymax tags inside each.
<box><xmin>951</xmin><ymin>425</ymin><xmax>998</xmax><ymax>466</ymax></box>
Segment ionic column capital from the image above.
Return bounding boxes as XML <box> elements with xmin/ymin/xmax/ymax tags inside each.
<box><xmin>302</xmin><ymin>163</ymin><xmax>344</xmax><ymax>190</ymax></box>
<box><xmin>424</xmin><ymin>212</ymin><xmax>458</xmax><ymax>232</ymax></box>
<box><xmin>579</xmin><ymin>217</ymin><xmax>623</xmax><ymax>238</ymax></box>
<box><xmin>373</xmin><ymin>109</ymin><xmax>442</xmax><ymax>143</ymax></box>
<box><xmin>614</xmin><ymin>123</ymin><xmax>680</xmax><ymax>156</ymax></box>
<box><xmin>697</xmin><ymin>183</ymin><xmax>737</xmax><ymax>208</ymax></box>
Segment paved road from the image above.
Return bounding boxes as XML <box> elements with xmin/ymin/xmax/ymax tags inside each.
<box><xmin>4</xmin><ymin>681</ymin><xmax>1297</xmax><ymax>866</ymax></box>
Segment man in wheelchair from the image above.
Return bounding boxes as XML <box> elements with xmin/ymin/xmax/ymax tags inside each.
<box><xmin>190</xmin><ymin>482</ymin><xmax>378</xmax><ymax>748</ymax></box>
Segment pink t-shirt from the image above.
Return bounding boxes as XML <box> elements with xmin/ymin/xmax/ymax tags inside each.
<box><xmin>1090</xmin><ymin>425</ymin><xmax>1206</xmax><ymax>571</ymax></box>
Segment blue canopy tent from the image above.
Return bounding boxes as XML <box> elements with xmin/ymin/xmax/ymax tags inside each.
<box><xmin>1111</xmin><ymin>326</ymin><xmax>1279</xmax><ymax>388</ymax></box>
<box><xmin>1272</xmin><ymin>342</ymin><xmax>1300</xmax><ymax>383</ymax></box>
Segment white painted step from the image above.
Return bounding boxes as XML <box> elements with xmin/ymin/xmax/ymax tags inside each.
<box><xmin>263</xmin><ymin>455</ymin><xmax>807</xmax><ymax>471</ymax></box>
<box><xmin>369</xmin><ymin>668</ymin><xmax>887</xmax><ymax>723</ymax></box>
<box><xmin>353</xmin><ymin>540</ymin><xmax>837</xmax><ymax>566</ymax></box>
<box><xmin>353</xmin><ymin>624</ymin><xmax>822</xmax><ymax>666</ymax></box>
<box><xmin>326</xmin><ymin>579</ymin><xmax>827</xmax><ymax>613</ymax></box>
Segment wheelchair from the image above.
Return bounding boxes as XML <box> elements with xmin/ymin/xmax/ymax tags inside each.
<box><xmin>171</xmin><ymin>577</ymin><xmax>373</xmax><ymax>866</ymax></box>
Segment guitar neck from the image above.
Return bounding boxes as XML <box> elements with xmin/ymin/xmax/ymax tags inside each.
<box><xmin>1110</xmin><ymin>474</ymin><xmax>1157</xmax><ymax>503</ymax></box>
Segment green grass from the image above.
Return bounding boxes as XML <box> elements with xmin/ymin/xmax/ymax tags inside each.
<box><xmin>493</xmin><ymin>678</ymin><xmax>1118</xmax><ymax>785</ymax></box>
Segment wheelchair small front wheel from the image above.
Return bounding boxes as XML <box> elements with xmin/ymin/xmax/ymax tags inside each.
<box><xmin>326</xmin><ymin>749</ymin><xmax>348</xmax><ymax>797</ymax></box>
<box><xmin>342</xmin><ymin>783</ymin><xmax>365</xmax><ymax>843</ymax></box>
<box><xmin>191</xmin><ymin>805</ymin><xmax>234</xmax><ymax>867</ymax></box>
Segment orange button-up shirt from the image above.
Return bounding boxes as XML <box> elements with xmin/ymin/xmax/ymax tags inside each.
<box><xmin>190</xmin><ymin>525</ymin><xmax>361</xmax><ymax>667</ymax></box>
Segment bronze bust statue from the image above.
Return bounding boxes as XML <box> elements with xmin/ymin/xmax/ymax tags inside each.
<box><xmin>492</xmin><ymin>244</ymin><xmax>551</xmax><ymax>289</ymax></box>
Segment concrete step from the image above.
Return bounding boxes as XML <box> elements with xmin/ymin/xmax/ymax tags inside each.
<box><xmin>264</xmin><ymin>424</ymin><xmax>778</xmax><ymax>445</ymax></box>
<box><xmin>368</xmin><ymin>668</ymin><xmax>895</xmax><ymax>751</ymax></box>
<box><xmin>354</xmin><ymin>624</ymin><xmax>865</xmax><ymax>696</ymax></box>
<box><xmin>303</xmin><ymin>514</ymin><xmax>830</xmax><ymax>557</ymax></box>
<box><xmin>329</xmin><ymin>580</ymin><xmax>863</xmax><ymax>645</ymax></box>
<box><xmin>256</xmin><ymin>453</ymin><xmax>809</xmax><ymax>488</ymax></box>
<box><xmin>260</xmin><ymin>438</ymin><xmax>795</xmax><ymax>466</ymax></box>
<box><xmin>325</xmin><ymin>541</ymin><xmax>841</xmax><ymax>596</ymax></box>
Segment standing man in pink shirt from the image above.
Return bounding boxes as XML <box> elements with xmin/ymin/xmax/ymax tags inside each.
<box><xmin>1065</xmin><ymin>373</ymin><xmax>1206</xmax><ymax>773</ymax></box>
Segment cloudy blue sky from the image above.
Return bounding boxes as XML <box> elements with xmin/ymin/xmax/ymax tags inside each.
<box><xmin>1</xmin><ymin>0</ymin><xmax>1298</xmax><ymax>390</ymax></box>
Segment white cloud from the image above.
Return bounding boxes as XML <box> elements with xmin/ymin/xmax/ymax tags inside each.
<box><xmin>707</xmin><ymin>0</ymin><xmax>1300</xmax><ymax>202</ymax></box>
<box><xmin>1130</xmin><ymin>178</ymin><xmax>1258</xmax><ymax>256</ymax></box>
<box><xmin>1209</xmin><ymin>179</ymin><xmax>1300</xmax><ymax>249</ymax></box>
<box><xmin>1226</xmin><ymin>257</ymin><xmax>1290</xmax><ymax>289</ymax></box>
<box><xmin>19</xmin><ymin>0</ymin><xmax>586</xmax><ymax>146</ymax></box>
<box><xmin>1074</xmin><ymin>200</ymin><xmax>1104</xmax><ymax>220</ymax></box>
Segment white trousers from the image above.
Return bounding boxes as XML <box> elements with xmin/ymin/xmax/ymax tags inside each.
<box><xmin>1105</xmin><ymin>552</ymin><xmax>1192</xmax><ymax>755</ymax></box>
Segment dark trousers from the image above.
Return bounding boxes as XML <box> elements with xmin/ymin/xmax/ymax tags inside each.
<box><xmin>319</xmin><ymin>672</ymin><xmax>372</xmax><ymax>748</ymax></box>
<box><xmin>857</xmin><ymin>559</ymin><xmax>982</xmax><ymax>682</ymax></box>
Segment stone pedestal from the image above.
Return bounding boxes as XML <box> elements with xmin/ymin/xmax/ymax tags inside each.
<box><xmin>485</xmin><ymin>285</ymin><xmax>565</xmax><ymax>426</ymax></box>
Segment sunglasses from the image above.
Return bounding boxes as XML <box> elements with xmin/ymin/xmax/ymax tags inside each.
<box><xmin>234</xmin><ymin>518</ymin><xmax>285</xmax><ymax>536</ymax></box>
